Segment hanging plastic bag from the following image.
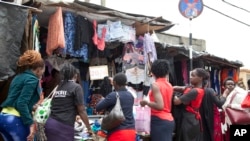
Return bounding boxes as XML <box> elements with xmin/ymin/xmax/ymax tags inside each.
<box><xmin>135</xmin><ymin>106</ymin><xmax>151</xmax><ymax>134</ymax></box>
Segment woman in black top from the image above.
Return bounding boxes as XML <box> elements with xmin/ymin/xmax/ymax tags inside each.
<box><xmin>200</xmin><ymin>87</ymin><xmax>228</xmax><ymax>141</ymax></box>
<box><xmin>45</xmin><ymin>63</ymin><xmax>92</xmax><ymax>141</ymax></box>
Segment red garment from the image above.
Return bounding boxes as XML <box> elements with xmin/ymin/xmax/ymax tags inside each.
<box><xmin>149</xmin><ymin>78</ymin><xmax>174</xmax><ymax>120</ymax></box>
<box><xmin>107</xmin><ymin>129</ymin><xmax>136</xmax><ymax>141</ymax></box>
<box><xmin>232</xmin><ymin>69</ymin><xmax>239</xmax><ymax>82</ymax></box>
<box><xmin>224</xmin><ymin>128</ymin><xmax>230</xmax><ymax>141</ymax></box>
<box><xmin>220</xmin><ymin>68</ymin><xmax>239</xmax><ymax>89</ymax></box>
<box><xmin>184</xmin><ymin>88</ymin><xmax>204</xmax><ymax>120</ymax></box>
<box><xmin>92</xmin><ymin>20</ymin><xmax>106</xmax><ymax>51</ymax></box>
<box><xmin>181</xmin><ymin>60</ymin><xmax>188</xmax><ymax>85</ymax></box>
<box><xmin>97</xmin><ymin>27</ymin><xmax>106</xmax><ymax>50</ymax></box>
<box><xmin>242</xmin><ymin>91</ymin><xmax>250</xmax><ymax>108</ymax></box>
<box><xmin>213</xmin><ymin>106</ymin><xmax>223</xmax><ymax>141</ymax></box>
<box><xmin>221</xmin><ymin>111</ymin><xmax>230</xmax><ymax>141</ymax></box>
<box><xmin>92</xmin><ymin>20</ymin><xmax>98</xmax><ymax>45</ymax></box>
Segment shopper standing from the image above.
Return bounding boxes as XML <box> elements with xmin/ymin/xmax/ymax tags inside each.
<box><xmin>0</xmin><ymin>50</ymin><xmax>45</xmax><ymax>141</ymax></box>
<box><xmin>140</xmin><ymin>59</ymin><xmax>175</xmax><ymax>141</ymax></box>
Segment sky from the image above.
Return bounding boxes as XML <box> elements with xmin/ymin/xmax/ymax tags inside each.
<box><xmin>88</xmin><ymin>0</ymin><xmax>250</xmax><ymax>68</ymax></box>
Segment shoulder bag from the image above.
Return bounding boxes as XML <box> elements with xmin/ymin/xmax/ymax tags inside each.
<box><xmin>225</xmin><ymin>92</ymin><xmax>250</xmax><ymax>125</ymax></box>
<box><xmin>101</xmin><ymin>92</ymin><xmax>125</xmax><ymax>130</ymax></box>
<box><xmin>34</xmin><ymin>85</ymin><xmax>58</xmax><ymax>124</ymax></box>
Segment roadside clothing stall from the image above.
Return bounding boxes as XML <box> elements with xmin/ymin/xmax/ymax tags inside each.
<box><xmin>0</xmin><ymin>1</ymin><xmax>243</xmax><ymax>141</ymax></box>
<box><xmin>0</xmin><ymin>1</ymin><xmax>174</xmax><ymax>141</ymax></box>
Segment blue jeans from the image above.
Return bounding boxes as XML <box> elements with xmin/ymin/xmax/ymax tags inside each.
<box><xmin>0</xmin><ymin>112</ymin><xmax>29</xmax><ymax>141</ymax></box>
<box><xmin>151</xmin><ymin>115</ymin><xmax>175</xmax><ymax>141</ymax></box>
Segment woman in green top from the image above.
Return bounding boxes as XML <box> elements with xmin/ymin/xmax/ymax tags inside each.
<box><xmin>0</xmin><ymin>50</ymin><xmax>45</xmax><ymax>141</ymax></box>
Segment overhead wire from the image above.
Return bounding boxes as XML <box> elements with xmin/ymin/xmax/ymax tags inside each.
<box><xmin>222</xmin><ymin>0</ymin><xmax>250</xmax><ymax>14</ymax></box>
<box><xmin>203</xmin><ymin>4</ymin><xmax>250</xmax><ymax>27</ymax></box>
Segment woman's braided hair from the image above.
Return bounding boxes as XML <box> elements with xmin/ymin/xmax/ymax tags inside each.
<box><xmin>16</xmin><ymin>50</ymin><xmax>44</xmax><ymax>73</ymax></box>
<box><xmin>60</xmin><ymin>62</ymin><xmax>78</xmax><ymax>82</ymax></box>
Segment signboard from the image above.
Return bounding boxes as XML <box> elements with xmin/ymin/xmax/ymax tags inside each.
<box><xmin>89</xmin><ymin>65</ymin><xmax>109</xmax><ymax>80</ymax></box>
<box><xmin>179</xmin><ymin>0</ymin><xmax>204</xmax><ymax>19</ymax></box>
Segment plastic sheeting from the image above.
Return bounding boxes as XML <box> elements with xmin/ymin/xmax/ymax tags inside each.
<box><xmin>0</xmin><ymin>2</ymin><xmax>28</xmax><ymax>81</ymax></box>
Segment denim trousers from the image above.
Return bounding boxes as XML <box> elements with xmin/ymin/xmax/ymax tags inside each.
<box><xmin>150</xmin><ymin>115</ymin><xmax>175</xmax><ymax>141</ymax></box>
<box><xmin>0</xmin><ymin>113</ymin><xmax>29</xmax><ymax>141</ymax></box>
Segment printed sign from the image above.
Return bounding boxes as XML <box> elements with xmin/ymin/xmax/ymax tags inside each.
<box><xmin>179</xmin><ymin>0</ymin><xmax>204</xmax><ymax>19</ymax></box>
<box><xmin>89</xmin><ymin>65</ymin><xmax>108</xmax><ymax>80</ymax></box>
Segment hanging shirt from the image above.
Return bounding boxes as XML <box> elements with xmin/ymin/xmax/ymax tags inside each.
<box><xmin>74</xmin><ymin>16</ymin><xmax>93</xmax><ymax>51</ymax></box>
<box><xmin>143</xmin><ymin>33</ymin><xmax>157</xmax><ymax>63</ymax></box>
<box><xmin>125</xmin><ymin>66</ymin><xmax>145</xmax><ymax>84</ymax></box>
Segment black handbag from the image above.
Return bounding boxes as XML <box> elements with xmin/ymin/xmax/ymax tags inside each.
<box><xmin>101</xmin><ymin>92</ymin><xmax>125</xmax><ymax>130</ymax></box>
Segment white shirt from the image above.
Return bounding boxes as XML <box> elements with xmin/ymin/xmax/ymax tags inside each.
<box><xmin>222</xmin><ymin>86</ymin><xmax>250</xmax><ymax>125</ymax></box>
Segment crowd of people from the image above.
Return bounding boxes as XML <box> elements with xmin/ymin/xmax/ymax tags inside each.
<box><xmin>0</xmin><ymin>50</ymin><xmax>249</xmax><ymax>141</ymax></box>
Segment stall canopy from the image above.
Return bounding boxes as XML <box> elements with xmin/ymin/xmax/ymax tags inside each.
<box><xmin>156</xmin><ymin>43</ymin><xmax>243</xmax><ymax>68</ymax></box>
<box><xmin>37</xmin><ymin>1</ymin><xmax>175</xmax><ymax>35</ymax></box>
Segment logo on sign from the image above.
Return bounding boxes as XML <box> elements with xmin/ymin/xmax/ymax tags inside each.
<box><xmin>230</xmin><ymin>125</ymin><xmax>250</xmax><ymax>140</ymax></box>
<box><xmin>179</xmin><ymin>0</ymin><xmax>204</xmax><ymax>19</ymax></box>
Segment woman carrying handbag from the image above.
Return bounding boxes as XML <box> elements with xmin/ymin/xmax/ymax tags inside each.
<box><xmin>222</xmin><ymin>77</ymin><xmax>250</xmax><ymax>141</ymax></box>
<box><xmin>96</xmin><ymin>73</ymin><xmax>136</xmax><ymax>141</ymax></box>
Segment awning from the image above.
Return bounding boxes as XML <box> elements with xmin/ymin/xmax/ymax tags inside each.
<box><xmin>37</xmin><ymin>1</ymin><xmax>175</xmax><ymax>35</ymax></box>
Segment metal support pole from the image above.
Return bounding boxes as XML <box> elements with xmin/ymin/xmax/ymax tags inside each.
<box><xmin>189</xmin><ymin>18</ymin><xmax>193</xmax><ymax>84</ymax></box>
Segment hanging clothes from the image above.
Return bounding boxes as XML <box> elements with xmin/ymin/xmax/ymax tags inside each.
<box><xmin>63</xmin><ymin>12</ymin><xmax>76</xmax><ymax>55</ymax></box>
<box><xmin>220</xmin><ymin>68</ymin><xmax>238</xmax><ymax>87</ymax></box>
<box><xmin>143</xmin><ymin>33</ymin><xmax>157</xmax><ymax>63</ymax></box>
<box><xmin>97</xmin><ymin>20</ymin><xmax>136</xmax><ymax>43</ymax></box>
<box><xmin>63</xmin><ymin>12</ymin><xmax>89</xmax><ymax>62</ymax></box>
<box><xmin>74</xmin><ymin>16</ymin><xmax>93</xmax><ymax>51</ymax></box>
<box><xmin>122</xmin><ymin>43</ymin><xmax>144</xmax><ymax>70</ymax></box>
<box><xmin>21</xmin><ymin>11</ymin><xmax>33</xmax><ymax>53</ymax></box>
<box><xmin>93</xmin><ymin>20</ymin><xmax>106</xmax><ymax>51</ymax></box>
<box><xmin>182</xmin><ymin>60</ymin><xmax>188</xmax><ymax>85</ymax></box>
<box><xmin>174</xmin><ymin>61</ymin><xmax>185</xmax><ymax>86</ymax></box>
<box><xmin>214</xmin><ymin>69</ymin><xmax>221</xmax><ymax>95</ymax></box>
<box><xmin>122</xmin><ymin>42</ymin><xmax>145</xmax><ymax>85</ymax></box>
<box><xmin>125</xmin><ymin>66</ymin><xmax>145</xmax><ymax>84</ymax></box>
<box><xmin>32</xmin><ymin>15</ymin><xmax>40</xmax><ymax>51</ymax></box>
<box><xmin>46</xmin><ymin>7</ymin><xmax>65</xmax><ymax>56</ymax></box>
